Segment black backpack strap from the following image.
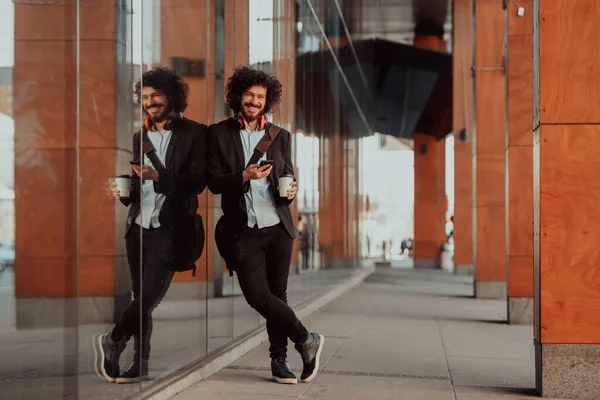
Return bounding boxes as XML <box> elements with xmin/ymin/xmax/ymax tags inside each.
<box><xmin>246</xmin><ymin>123</ymin><xmax>282</xmax><ymax>167</ymax></box>
<box><xmin>141</xmin><ymin>130</ymin><xmax>167</xmax><ymax>173</ymax></box>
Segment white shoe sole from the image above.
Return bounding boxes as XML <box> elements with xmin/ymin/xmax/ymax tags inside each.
<box><xmin>301</xmin><ymin>334</ymin><xmax>324</xmax><ymax>383</ymax></box>
<box><xmin>273</xmin><ymin>376</ymin><xmax>298</xmax><ymax>384</ymax></box>
<box><xmin>93</xmin><ymin>334</ymin><xmax>116</xmax><ymax>383</ymax></box>
<box><xmin>116</xmin><ymin>375</ymin><xmax>149</xmax><ymax>384</ymax></box>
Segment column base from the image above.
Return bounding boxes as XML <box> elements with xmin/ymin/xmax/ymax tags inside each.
<box><xmin>413</xmin><ymin>258</ymin><xmax>440</xmax><ymax>269</ymax></box>
<box><xmin>454</xmin><ymin>264</ymin><xmax>474</xmax><ymax>276</ymax></box>
<box><xmin>163</xmin><ymin>281</ymin><xmax>214</xmax><ymax>301</ymax></box>
<box><xmin>536</xmin><ymin>341</ymin><xmax>600</xmax><ymax>398</ymax></box>
<box><xmin>475</xmin><ymin>281</ymin><xmax>506</xmax><ymax>300</ymax></box>
<box><xmin>508</xmin><ymin>297</ymin><xmax>533</xmax><ymax>325</ymax></box>
<box><xmin>374</xmin><ymin>260</ymin><xmax>392</xmax><ymax>267</ymax></box>
<box><xmin>326</xmin><ymin>257</ymin><xmax>358</xmax><ymax>269</ymax></box>
<box><xmin>16</xmin><ymin>294</ymin><xmax>130</xmax><ymax>329</ymax></box>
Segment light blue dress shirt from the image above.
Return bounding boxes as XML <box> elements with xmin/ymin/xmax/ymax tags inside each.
<box><xmin>135</xmin><ymin>126</ymin><xmax>172</xmax><ymax>229</ymax></box>
<box><xmin>240</xmin><ymin>126</ymin><xmax>281</xmax><ymax>229</ymax></box>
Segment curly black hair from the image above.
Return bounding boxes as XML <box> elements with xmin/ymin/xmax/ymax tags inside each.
<box><xmin>134</xmin><ymin>67</ymin><xmax>190</xmax><ymax>114</ymax></box>
<box><xmin>225</xmin><ymin>65</ymin><xmax>282</xmax><ymax>114</ymax></box>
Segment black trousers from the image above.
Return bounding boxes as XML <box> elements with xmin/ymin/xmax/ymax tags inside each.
<box><xmin>232</xmin><ymin>223</ymin><xmax>309</xmax><ymax>359</ymax></box>
<box><xmin>111</xmin><ymin>224</ymin><xmax>174</xmax><ymax>361</ymax></box>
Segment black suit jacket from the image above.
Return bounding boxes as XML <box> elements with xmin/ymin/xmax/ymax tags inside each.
<box><xmin>207</xmin><ymin>117</ymin><xmax>296</xmax><ymax>239</ymax></box>
<box><xmin>121</xmin><ymin>117</ymin><xmax>207</xmax><ymax>270</ymax></box>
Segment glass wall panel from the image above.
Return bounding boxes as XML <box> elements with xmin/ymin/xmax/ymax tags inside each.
<box><xmin>0</xmin><ymin>1</ymin><xmax>366</xmax><ymax>398</ymax></box>
<box><xmin>137</xmin><ymin>0</ymin><xmax>211</xmax><ymax>383</ymax></box>
<box><xmin>204</xmin><ymin>0</ymin><xmax>235</xmax><ymax>354</ymax></box>
<box><xmin>6</xmin><ymin>0</ymin><xmax>79</xmax><ymax>398</ymax></box>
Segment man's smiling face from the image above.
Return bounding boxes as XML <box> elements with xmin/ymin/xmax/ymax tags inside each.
<box><xmin>142</xmin><ymin>86</ymin><xmax>170</xmax><ymax>122</ymax></box>
<box><xmin>240</xmin><ymin>85</ymin><xmax>267</xmax><ymax>122</ymax></box>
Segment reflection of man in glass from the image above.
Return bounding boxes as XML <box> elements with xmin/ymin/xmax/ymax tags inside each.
<box><xmin>95</xmin><ymin>67</ymin><xmax>207</xmax><ymax>384</ymax></box>
<box><xmin>208</xmin><ymin>66</ymin><xmax>324</xmax><ymax>385</ymax></box>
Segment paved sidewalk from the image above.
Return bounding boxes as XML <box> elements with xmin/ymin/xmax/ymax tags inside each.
<box><xmin>172</xmin><ymin>267</ymin><xmax>564</xmax><ymax>400</ymax></box>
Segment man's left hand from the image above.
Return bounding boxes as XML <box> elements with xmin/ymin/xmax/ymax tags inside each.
<box><xmin>287</xmin><ymin>181</ymin><xmax>297</xmax><ymax>200</ymax></box>
<box><xmin>132</xmin><ymin>164</ymin><xmax>159</xmax><ymax>182</ymax></box>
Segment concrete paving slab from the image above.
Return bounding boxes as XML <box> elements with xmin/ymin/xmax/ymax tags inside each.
<box><xmin>447</xmin><ymin>356</ymin><xmax>534</xmax><ymax>388</ymax></box>
<box><xmin>161</xmin><ymin>268</ymin><xmax>541</xmax><ymax>400</ymax></box>
<box><xmin>299</xmin><ymin>374</ymin><xmax>455</xmax><ymax>400</ymax></box>
<box><xmin>182</xmin><ymin>369</ymin><xmax>307</xmax><ymax>397</ymax></box>
<box><xmin>439</xmin><ymin>320</ymin><xmax>534</xmax><ymax>360</ymax></box>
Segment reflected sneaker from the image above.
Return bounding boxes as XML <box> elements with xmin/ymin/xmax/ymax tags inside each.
<box><xmin>93</xmin><ymin>333</ymin><xmax>125</xmax><ymax>383</ymax></box>
<box><xmin>271</xmin><ymin>358</ymin><xmax>297</xmax><ymax>384</ymax></box>
<box><xmin>116</xmin><ymin>360</ymin><xmax>149</xmax><ymax>384</ymax></box>
<box><xmin>295</xmin><ymin>333</ymin><xmax>325</xmax><ymax>383</ymax></box>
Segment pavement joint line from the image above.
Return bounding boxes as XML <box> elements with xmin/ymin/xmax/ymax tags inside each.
<box><xmin>435</xmin><ymin>309</ymin><xmax>458</xmax><ymax>400</ymax></box>
<box><xmin>225</xmin><ymin>365</ymin><xmax>451</xmax><ymax>381</ymax></box>
<box><xmin>295</xmin><ymin>286</ymin><xmax>368</xmax><ymax>399</ymax></box>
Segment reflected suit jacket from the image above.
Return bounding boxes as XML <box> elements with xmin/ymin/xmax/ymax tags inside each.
<box><xmin>120</xmin><ymin>117</ymin><xmax>208</xmax><ymax>272</ymax></box>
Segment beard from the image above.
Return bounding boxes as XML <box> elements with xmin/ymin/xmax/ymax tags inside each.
<box><xmin>240</xmin><ymin>101</ymin><xmax>264</xmax><ymax>121</ymax></box>
<box><xmin>144</xmin><ymin>101</ymin><xmax>172</xmax><ymax>123</ymax></box>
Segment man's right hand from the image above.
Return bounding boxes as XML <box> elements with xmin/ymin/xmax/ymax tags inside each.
<box><xmin>243</xmin><ymin>163</ymin><xmax>272</xmax><ymax>183</ymax></box>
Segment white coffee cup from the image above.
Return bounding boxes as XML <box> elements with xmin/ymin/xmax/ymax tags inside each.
<box><xmin>114</xmin><ymin>175</ymin><xmax>131</xmax><ymax>198</ymax></box>
<box><xmin>278</xmin><ymin>175</ymin><xmax>294</xmax><ymax>198</ymax></box>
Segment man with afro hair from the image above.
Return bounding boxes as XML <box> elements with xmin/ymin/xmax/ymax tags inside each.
<box><xmin>208</xmin><ymin>65</ymin><xmax>324</xmax><ymax>385</ymax></box>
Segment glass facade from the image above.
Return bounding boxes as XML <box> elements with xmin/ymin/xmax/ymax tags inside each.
<box><xmin>0</xmin><ymin>1</ymin><xmax>368</xmax><ymax>399</ymax></box>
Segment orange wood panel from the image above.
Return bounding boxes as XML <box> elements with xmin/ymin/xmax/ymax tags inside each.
<box><xmin>15</xmin><ymin>148</ymin><xmax>76</xmax><ymax>260</ymax></box>
<box><xmin>540</xmin><ymin>125</ymin><xmax>600</xmax><ymax>343</ymax></box>
<box><xmin>159</xmin><ymin>4</ymin><xmax>209</xmax><ymax>62</ymax></box>
<box><xmin>508</xmin><ymin>256</ymin><xmax>534</xmax><ymax>297</ymax></box>
<box><xmin>454</xmin><ymin>142</ymin><xmax>472</xmax><ymax>200</ymax></box>
<box><xmin>161</xmin><ymin>0</ymin><xmax>221</xmax><ymax>282</ymax></box>
<box><xmin>414</xmin><ymin>134</ymin><xmax>446</xmax><ymax>260</ymax></box>
<box><xmin>539</xmin><ymin>0</ymin><xmax>600</xmax><ymax>124</ymax></box>
<box><xmin>452</xmin><ymin>0</ymin><xmax>474</xmax><ymax>266</ymax></box>
<box><xmin>15</xmin><ymin>258</ymin><xmax>76</xmax><ymax>298</ymax></box>
<box><xmin>476</xmin><ymin>153</ymin><xmax>505</xmax><ymax>207</ymax></box>
<box><xmin>508</xmin><ymin>36</ymin><xmax>533</xmax><ymax>147</ymax></box>
<box><xmin>475</xmin><ymin>71</ymin><xmax>506</xmax><ymax>155</ymax></box>
<box><xmin>79</xmin><ymin>41</ymin><xmax>119</xmax><ymax>148</ymax></box>
<box><xmin>78</xmin><ymin>256</ymin><xmax>118</xmax><ymax>297</ymax></box>
<box><xmin>15</xmin><ymin>3</ymin><xmax>116</xmax><ymax>41</ymax></box>
<box><xmin>78</xmin><ymin>149</ymin><xmax>117</xmax><ymax>257</ymax></box>
<box><xmin>453</xmin><ymin>206</ymin><xmax>473</xmax><ymax>265</ymax></box>
<box><xmin>475</xmin><ymin>1</ymin><xmax>505</xmax><ymax>69</ymax></box>
<box><xmin>474</xmin><ymin>0</ymin><xmax>506</xmax><ymax>284</ymax></box>
<box><xmin>507</xmin><ymin>2</ymin><xmax>534</xmax><ymax>301</ymax></box>
<box><xmin>508</xmin><ymin>1</ymin><xmax>533</xmax><ymax>37</ymax></box>
<box><xmin>508</xmin><ymin>146</ymin><xmax>533</xmax><ymax>256</ymax></box>
<box><xmin>475</xmin><ymin>205</ymin><xmax>506</xmax><ymax>281</ymax></box>
<box><xmin>13</xmin><ymin>41</ymin><xmax>77</xmax><ymax>150</ymax></box>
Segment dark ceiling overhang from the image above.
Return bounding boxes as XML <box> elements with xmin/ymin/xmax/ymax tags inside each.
<box><xmin>295</xmin><ymin>38</ymin><xmax>452</xmax><ymax>141</ymax></box>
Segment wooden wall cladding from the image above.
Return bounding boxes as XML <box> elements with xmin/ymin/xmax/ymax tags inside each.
<box><xmin>539</xmin><ymin>0</ymin><xmax>600</xmax><ymax>124</ymax></box>
<box><xmin>540</xmin><ymin>125</ymin><xmax>600</xmax><ymax>343</ymax></box>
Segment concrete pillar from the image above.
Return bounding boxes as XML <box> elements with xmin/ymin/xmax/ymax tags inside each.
<box><xmin>413</xmin><ymin>35</ymin><xmax>447</xmax><ymax>270</ymax></box>
<box><xmin>318</xmin><ymin>134</ymin><xmax>360</xmax><ymax>268</ymax></box>
<box><xmin>13</xmin><ymin>1</ymin><xmax>131</xmax><ymax>327</ymax></box>
<box><xmin>473</xmin><ymin>1</ymin><xmax>507</xmax><ymax>299</ymax></box>
<box><xmin>506</xmin><ymin>1</ymin><xmax>533</xmax><ymax>324</ymax></box>
<box><xmin>413</xmin><ymin>133</ymin><xmax>447</xmax><ymax>269</ymax></box>
<box><xmin>452</xmin><ymin>0</ymin><xmax>475</xmax><ymax>276</ymax></box>
<box><xmin>533</xmin><ymin>0</ymin><xmax>600</xmax><ymax>397</ymax></box>
<box><xmin>315</xmin><ymin>20</ymin><xmax>360</xmax><ymax>269</ymax></box>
